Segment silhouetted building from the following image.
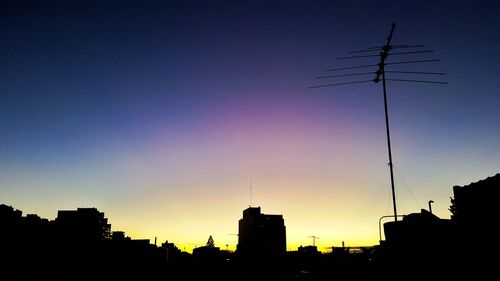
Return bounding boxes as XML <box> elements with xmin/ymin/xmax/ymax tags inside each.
<box><xmin>112</xmin><ymin>230</ymin><xmax>129</xmax><ymax>240</ymax></box>
<box><xmin>384</xmin><ymin>209</ymin><xmax>451</xmax><ymax>246</ymax></box>
<box><xmin>0</xmin><ymin>204</ymin><xmax>22</xmax><ymax>240</ymax></box>
<box><xmin>161</xmin><ymin>240</ymin><xmax>181</xmax><ymax>260</ymax></box>
<box><xmin>237</xmin><ymin>207</ymin><xmax>286</xmax><ymax>260</ymax></box>
<box><xmin>450</xmin><ymin>173</ymin><xmax>499</xmax><ymax>243</ymax></box>
<box><xmin>449</xmin><ymin>173</ymin><xmax>500</xmax><ymax>277</ymax></box>
<box><xmin>0</xmin><ymin>204</ymin><xmax>23</xmax><ymax>247</ymax></box>
<box><xmin>193</xmin><ymin>235</ymin><xmax>221</xmax><ymax>257</ymax></box>
<box><xmin>192</xmin><ymin>244</ymin><xmax>221</xmax><ymax>256</ymax></box>
<box><xmin>0</xmin><ymin>204</ymin><xmax>57</xmax><ymax>280</ymax></box>
<box><xmin>56</xmin><ymin>207</ymin><xmax>111</xmax><ymax>243</ymax></box>
<box><xmin>297</xmin><ymin>245</ymin><xmax>319</xmax><ymax>255</ymax></box>
<box><xmin>0</xmin><ymin>204</ymin><xmax>22</xmax><ymax>220</ymax></box>
<box><xmin>382</xmin><ymin>209</ymin><xmax>453</xmax><ymax>278</ymax></box>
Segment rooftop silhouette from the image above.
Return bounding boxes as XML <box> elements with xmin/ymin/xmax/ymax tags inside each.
<box><xmin>1</xmin><ymin>172</ymin><xmax>499</xmax><ymax>280</ymax></box>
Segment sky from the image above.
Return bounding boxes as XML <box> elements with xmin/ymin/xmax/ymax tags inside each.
<box><xmin>1</xmin><ymin>0</ymin><xmax>500</xmax><ymax>252</ymax></box>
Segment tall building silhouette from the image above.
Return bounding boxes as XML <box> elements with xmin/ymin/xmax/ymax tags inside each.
<box><xmin>237</xmin><ymin>207</ymin><xmax>286</xmax><ymax>260</ymax></box>
<box><xmin>56</xmin><ymin>207</ymin><xmax>111</xmax><ymax>243</ymax></box>
<box><xmin>450</xmin><ymin>173</ymin><xmax>500</xmax><ymax>277</ymax></box>
<box><xmin>451</xmin><ymin>173</ymin><xmax>499</xmax><ymax>234</ymax></box>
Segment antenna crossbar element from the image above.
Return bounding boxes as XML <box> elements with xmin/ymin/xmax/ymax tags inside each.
<box><xmin>309</xmin><ymin>80</ymin><xmax>373</xmax><ymax>88</ymax></box>
<box><xmin>316</xmin><ymin>71</ymin><xmax>375</xmax><ymax>79</ymax></box>
<box><xmin>389</xmin><ymin>50</ymin><xmax>434</xmax><ymax>56</ymax></box>
<box><xmin>326</xmin><ymin>64</ymin><xmax>378</xmax><ymax>72</ymax></box>
<box><xmin>349</xmin><ymin>44</ymin><xmax>425</xmax><ymax>54</ymax></box>
<box><xmin>309</xmin><ymin>235</ymin><xmax>320</xmax><ymax>247</ymax></box>
<box><xmin>385</xmin><ymin>59</ymin><xmax>439</xmax><ymax>66</ymax></box>
<box><xmin>385</xmin><ymin>79</ymin><xmax>448</xmax><ymax>84</ymax></box>
<box><xmin>390</xmin><ymin>44</ymin><xmax>426</xmax><ymax>49</ymax></box>
<box><xmin>369</xmin><ymin>44</ymin><xmax>411</xmax><ymax>49</ymax></box>
<box><xmin>385</xmin><ymin>70</ymin><xmax>446</xmax><ymax>75</ymax></box>
<box><xmin>337</xmin><ymin>50</ymin><xmax>434</xmax><ymax>60</ymax></box>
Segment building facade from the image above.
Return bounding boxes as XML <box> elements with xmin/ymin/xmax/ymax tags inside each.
<box><xmin>237</xmin><ymin>207</ymin><xmax>286</xmax><ymax>260</ymax></box>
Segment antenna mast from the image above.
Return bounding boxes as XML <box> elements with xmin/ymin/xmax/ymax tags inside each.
<box><xmin>249</xmin><ymin>182</ymin><xmax>253</xmax><ymax>207</ymax></box>
<box><xmin>310</xmin><ymin>22</ymin><xmax>447</xmax><ymax>223</ymax></box>
<box><xmin>377</xmin><ymin>23</ymin><xmax>398</xmax><ymax>222</ymax></box>
<box><xmin>309</xmin><ymin>235</ymin><xmax>320</xmax><ymax>247</ymax></box>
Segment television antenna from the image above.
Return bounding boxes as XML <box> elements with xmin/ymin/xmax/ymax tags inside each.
<box><xmin>309</xmin><ymin>235</ymin><xmax>320</xmax><ymax>247</ymax></box>
<box><xmin>311</xmin><ymin>23</ymin><xmax>447</xmax><ymax>222</ymax></box>
<box><xmin>249</xmin><ymin>182</ymin><xmax>253</xmax><ymax>207</ymax></box>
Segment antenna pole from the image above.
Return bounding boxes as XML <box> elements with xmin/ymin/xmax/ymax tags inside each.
<box><xmin>382</xmin><ymin>63</ymin><xmax>398</xmax><ymax>222</ymax></box>
<box><xmin>377</xmin><ymin>23</ymin><xmax>398</xmax><ymax>222</ymax></box>
<box><xmin>311</xmin><ymin>23</ymin><xmax>446</xmax><ymax>223</ymax></box>
<box><xmin>309</xmin><ymin>235</ymin><xmax>319</xmax><ymax>247</ymax></box>
<box><xmin>249</xmin><ymin>182</ymin><xmax>253</xmax><ymax>207</ymax></box>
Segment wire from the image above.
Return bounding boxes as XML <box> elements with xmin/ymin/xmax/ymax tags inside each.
<box><xmin>393</xmin><ymin>165</ymin><xmax>421</xmax><ymax>209</ymax></box>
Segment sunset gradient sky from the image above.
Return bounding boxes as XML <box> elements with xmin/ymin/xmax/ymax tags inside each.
<box><xmin>1</xmin><ymin>0</ymin><xmax>500</xmax><ymax>252</ymax></box>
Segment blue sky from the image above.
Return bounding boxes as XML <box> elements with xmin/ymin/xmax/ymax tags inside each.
<box><xmin>1</xmin><ymin>0</ymin><xmax>499</xmax><ymax>251</ymax></box>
